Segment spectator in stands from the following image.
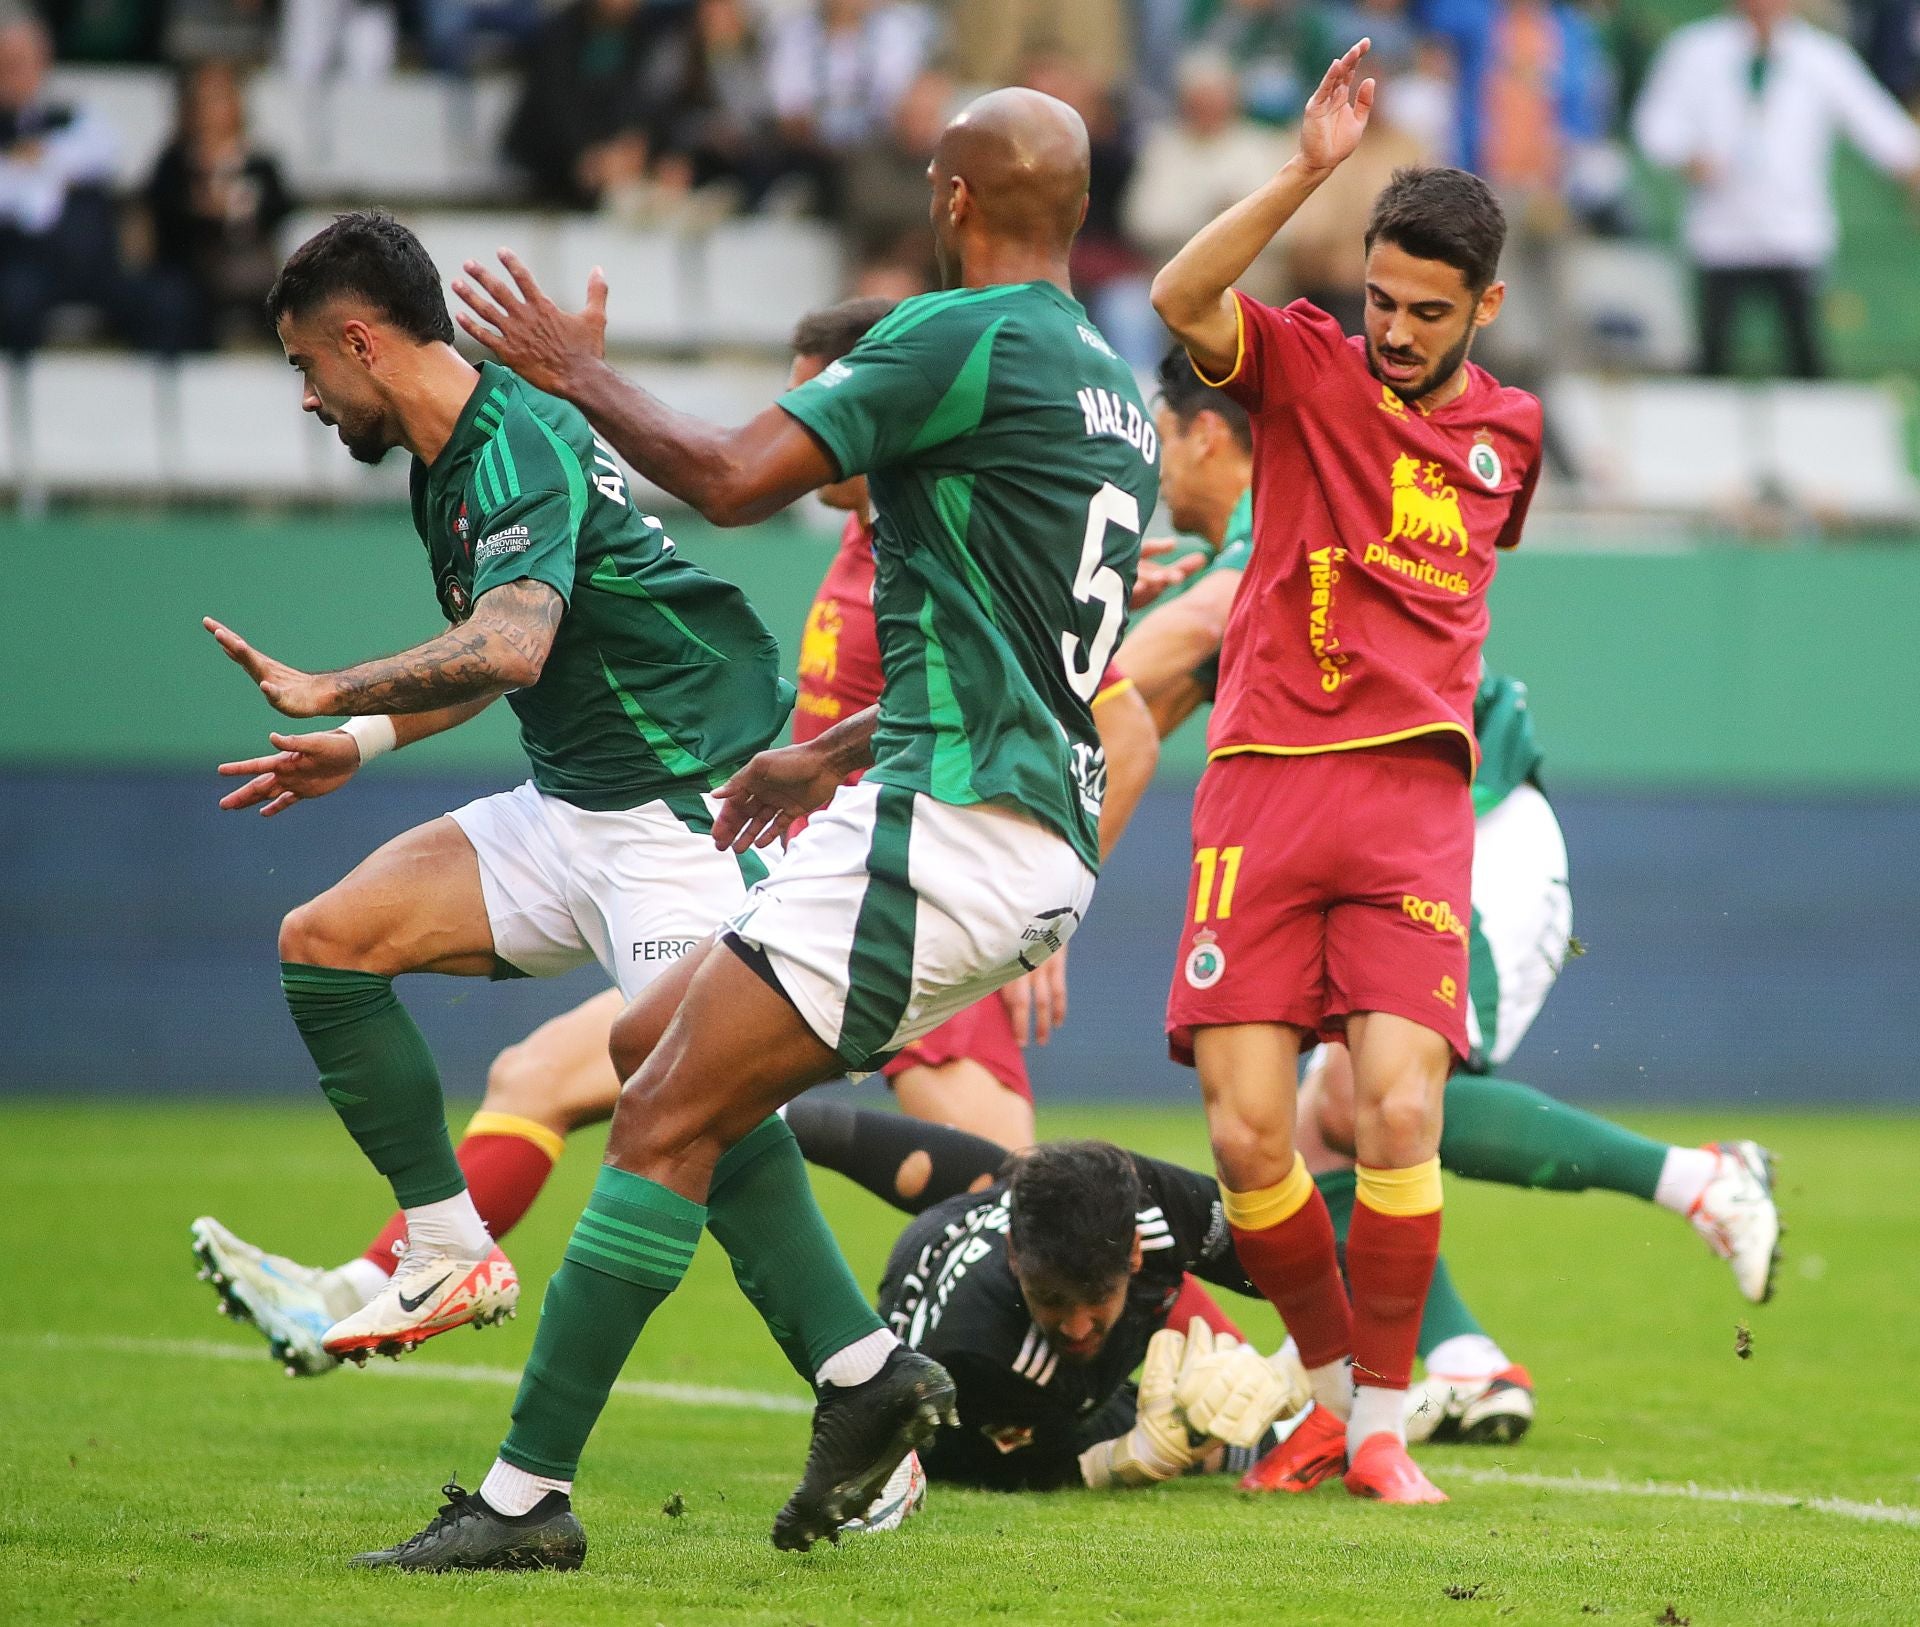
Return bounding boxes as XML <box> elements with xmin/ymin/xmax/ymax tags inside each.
<box><xmin>766</xmin><ymin>0</ymin><xmax>932</xmax><ymax>166</ymax></box>
<box><xmin>504</xmin><ymin>0</ymin><xmax>697</xmax><ymax>211</ymax></box>
<box><xmin>420</xmin><ymin>0</ymin><xmax>546</xmax><ymax>75</ymax></box>
<box><xmin>649</xmin><ymin>0</ymin><xmax>814</xmax><ymax>212</ymax></box>
<box><xmin>1124</xmin><ymin>51</ymin><xmax>1287</xmax><ymax>289</ymax></box>
<box><xmin>144</xmin><ymin>59</ymin><xmax>293</xmax><ymax>347</ymax></box>
<box><xmin>166</xmin><ymin>2</ymin><xmax>277</xmax><ymax>67</ymax></box>
<box><xmin>840</xmin><ymin>66</ymin><xmax>953</xmax><ymax>284</ymax></box>
<box><xmin>942</xmin><ymin>0</ymin><xmax>1129</xmax><ymax>99</ymax></box>
<box><xmin>1021</xmin><ymin>49</ymin><xmax>1154</xmax><ymax>359</ymax></box>
<box><xmin>279</xmin><ymin>0</ymin><xmax>400</xmax><ymax>81</ymax></box>
<box><xmin>1185</xmin><ymin>0</ymin><xmax>1319</xmax><ymax>124</ymax></box>
<box><xmin>1634</xmin><ymin>0</ymin><xmax>1920</xmax><ymax>377</ymax></box>
<box><xmin>41</xmin><ymin>0</ymin><xmax>165</xmax><ymax>62</ymax></box>
<box><xmin>0</xmin><ymin>4</ymin><xmax>191</xmax><ymax>353</ymax></box>
<box><xmin>1423</xmin><ymin>0</ymin><xmax>1613</xmax><ymax>181</ymax></box>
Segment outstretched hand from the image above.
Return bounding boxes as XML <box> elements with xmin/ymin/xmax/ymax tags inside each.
<box><xmin>1132</xmin><ymin>538</ymin><xmax>1208</xmax><ymax>609</ymax></box>
<box><xmin>1299</xmin><ymin>39</ymin><xmax>1375</xmax><ymax>175</ymax></box>
<box><xmin>710</xmin><ymin>741</ymin><xmax>845</xmax><ymax>853</ymax></box>
<box><xmin>216</xmin><ymin>728</ymin><xmax>362</xmax><ymax>816</ymax></box>
<box><xmin>453</xmin><ymin>249</ymin><xmax>609</xmax><ymax>399</ymax></box>
<box><xmin>204</xmin><ymin>617</ymin><xmax>333</xmax><ymax>717</ymax></box>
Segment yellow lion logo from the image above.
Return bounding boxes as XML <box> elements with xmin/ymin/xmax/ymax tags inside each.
<box><xmin>798</xmin><ymin>598</ymin><xmax>842</xmax><ymax>686</ymax></box>
<box><xmin>1384</xmin><ymin>454</ymin><xmax>1468</xmax><ymax>557</ymax></box>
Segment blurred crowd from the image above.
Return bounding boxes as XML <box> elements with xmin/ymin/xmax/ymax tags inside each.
<box><xmin>4</xmin><ymin>0</ymin><xmax>1918</xmax><ymax>372</ymax></box>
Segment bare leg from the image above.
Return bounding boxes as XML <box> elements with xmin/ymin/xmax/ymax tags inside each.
<box><xmin>892</xmin><ymin>1057</ymin><xmax>1036</xmax><ymax>1150</ymax></box>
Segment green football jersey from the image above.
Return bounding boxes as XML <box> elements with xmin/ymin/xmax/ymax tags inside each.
<box><xmin>410</xmin><ymin>363</ymin><xmax>793</xmax><ymax>812</ymax></box>
<box><xmin>1185</xmin><ymin>490</ymin><xmax>1254</xmax><ymax>696</ymax></box>
<box><xmin>1471</xmin><ymin>669</ymin><xmax>1546</xmax><ymax>817</ymax></box>
<box><xmin>778</xmin><ymin>282</ymin><xmax>1160</xmax><ymax>870</ymax></box>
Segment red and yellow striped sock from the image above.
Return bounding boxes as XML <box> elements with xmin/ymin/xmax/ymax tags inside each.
<box><xmin>1222</xmin><ymin>1153</ymin><xmax>1352</xmax><ymax>1371</ymax></box>
<box><xmin>360</xmin><ymin>1112</ymin><xmax>564</xmax><ymax>1274</ymax></box>
<box><xmin>1348</xmin><ymin>1158</ymin><xmax>1443</xmax><ymax>1394</ymax></box>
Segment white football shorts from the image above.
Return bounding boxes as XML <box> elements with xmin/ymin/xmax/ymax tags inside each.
<box><xmin>1463</xmin><ymin>782</ymin><xmax>1573</xmax><ymax>1071</ymax></box>
<box><xmin>447</xmin><ymin>780</ymin><xmax>765</xmax><ymax>999</ymax></box>
<box><xmin>725</xmin><ymin>779</ymin><xmax>1098</xmax><ymax>1071</ymax></box>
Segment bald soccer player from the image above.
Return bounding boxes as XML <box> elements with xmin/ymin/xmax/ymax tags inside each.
<box><xmin>356</xmin><ymin>88</ymin><xmax>1159</xmax><ymax>1570</ymax></box>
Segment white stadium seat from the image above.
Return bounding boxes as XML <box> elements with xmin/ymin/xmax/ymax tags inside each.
<box><xmin>556</xmin><ymin>221</ymin><xmax>692</xmax><ymax>348</ymax></box>
<box><xmin>692</xmin><ymin>219</ymin><xmax>845</xmax><ymax>347</ymax></box>
<box><xmin>23</xmin><ymin>356</ymin><xmax>167</xmax><ymax>490</ymax></box>
<box><xmin>406</xmin><ymin>211</ymin><xmax>559</xmax><ymax>326</ymax></box>
<box><xmin>45</xmin><ymin>66</ymin><xmax>172</xmax><ymax>190</ymax></box>
<box><xmin>313</xmin><ymin>78</ymin><xmax>465</xmax><ymax>201</ymax></box>
<box><xmin>1552</xmin><ymin>240</ymin><xmax>1695</xmax><ymax>374</ymax></box>
<box><xmin>0</xmin><ymin>358</ymin><xmax>16</xmax><ymax>486</ymax></box>
<box><xmin>174</xmin><ymin>356</ymin><xmax>312</xmax><ymax>496</ymax></box>
<box><xmin>1550</xmin><ymin>375</ymin><xmax>1762</xmax><ymax>513</ymax></box>
<box><xmin>1758</xmin><ymin>382</ymin><xmax>1920</xmax><ymax>524</ymax></box>
<box><xmin>448</xmin><ymin>75</ymin><xmax>519</xmax><ymax>196</ymax></box>
<box><xmin>246</xmin><ymin>73</ymin><xmax>330</xmax><ymax>196</ymax></box>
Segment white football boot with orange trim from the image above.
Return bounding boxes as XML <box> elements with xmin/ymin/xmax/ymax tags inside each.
<box><xmin>1687</xmin><ymin>1140</ymin><xmax>1783</xmax><ymax>1304</ymax></box>
<box><xmin>322</xmin><ymin>1242</ymin><xmax>518</xmax><ymax>1362</ymax></box>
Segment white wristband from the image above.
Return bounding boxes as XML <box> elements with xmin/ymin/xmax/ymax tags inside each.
<box><xmin>340</xmin><ymin>714</ymin><xmax>398</xmax><ymax>764</ymax></box>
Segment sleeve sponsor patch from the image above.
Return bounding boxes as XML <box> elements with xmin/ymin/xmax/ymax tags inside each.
<box><xmin>475</xmin><ymin>523</ymin><xmax>532</xmax><ymax>563</ymax></box>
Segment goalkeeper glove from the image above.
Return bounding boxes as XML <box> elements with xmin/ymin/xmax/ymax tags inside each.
<box><xmin>1173</xmin><ymin>1318</ymin><xmax>1313</xmax><ymax>1448</ymax></box>
<box><xmin>1078</xmin><ymin>1326</ymin><xmax>1197</xmax><ymax>1488</ymax></box>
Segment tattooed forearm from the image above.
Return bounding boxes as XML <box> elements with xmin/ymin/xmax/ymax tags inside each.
<box><xmin>324</xmin><ymin>580</ymin><xmax>564</xmax><ymax>714</ymax></box>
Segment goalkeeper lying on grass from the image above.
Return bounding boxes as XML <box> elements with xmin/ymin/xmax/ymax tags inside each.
<box><xmin>785</xmin><ymin>1098</ymin><xmax>1311</xmax><ymax>1493</ymax></box>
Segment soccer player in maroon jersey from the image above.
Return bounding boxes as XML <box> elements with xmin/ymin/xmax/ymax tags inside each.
<box><xmin>1151</xmin><ymin>40</ymin><xmax>1545</xmax><ymax>1504</ymax></box>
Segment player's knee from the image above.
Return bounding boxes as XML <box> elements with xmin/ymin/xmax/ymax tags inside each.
<box><xmin>1361</xmin><ymin>1080</ymin><xmax>1442</xmax><ymax>1166</ymax></box>
<box><xmin>481</xmin><ymin>1040</ymin><xmax>565</xmax><ymax>1128</ymax></box>
<box><xmin>277</xmin><ymin>896</ymin><xmax>374</xmax><ymax>970</ymax></box>
<box><xmin>1207</xmin><ymin>1108</ymin><xmax>1296</xmax><ymax>1193</ymax></box>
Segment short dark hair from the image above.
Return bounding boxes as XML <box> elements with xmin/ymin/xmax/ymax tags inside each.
<box><xmin>1155</xmin><ymin>344</ymin><xmax>1252</xmax><ymax>451</ymax></box>
<box><xmin>791</xmin><ymin>296</ymin><xmax>896</xmax><ymax>363</ymax></box>
<box><xmin>1364</xmin><ymin>167</ymin><xmax>1508</xmax><ymax>294</ymax></box>
<box><xmin>266</xmin><ymin>210</ymin><xmax>455</xmax><ymax>345</ymax></box>
<box><xmin>1007</xmin><ymin>1141</ymin><xmax>1141</xmax><ymax>1299</ymax></box>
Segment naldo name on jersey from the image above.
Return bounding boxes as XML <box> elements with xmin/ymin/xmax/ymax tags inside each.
<box><xmin>1075</xmin><ymin>387</ymin><xmax>1157</xmax><ymax>464</ymax></box>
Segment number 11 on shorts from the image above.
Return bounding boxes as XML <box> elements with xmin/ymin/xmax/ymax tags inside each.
<box><xmin>1192</xmin><ymin>845</ymin><xmax>1244</xmax><ymax>923</ymax></box>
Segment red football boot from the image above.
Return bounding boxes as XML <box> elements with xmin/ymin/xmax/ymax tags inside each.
<box><xmin>1238</xmin><ymin>1403</ymin><xmax>1348</xmax><ymax>1493</ymax></box>
<box><xmin>1342</xmin><ymin>1433</ymin><xmax>1448</xmax><ymax>1504</ymax></box>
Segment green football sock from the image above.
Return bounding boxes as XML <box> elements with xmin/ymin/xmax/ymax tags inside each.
<box><xmin>1313</xmin><ymin>1168</ymin><xmax>1485</xmax><ymax>1357</ymax></box>
<box><xmin>501</xmin><ymin>1166</ymin><xmax>706</xmax><ymax>1479</ymax></box>
<box><xmin>1415</xmin><ymin>1255</ymin><xmax>1486</xmax><ymax>1354</ymax></box>
<box><xmin>1441</xmin><ymin>1074</ymin><xmax>1668</xmax><ymax>1200</ymax></box>
<box><xmin>707</xmin><ymin>1115</ymin><xmax>887</xmax><ymax>1381</ymax></box>
<box><xmin>279</xmin><ymin>962</ymin><xmax>464</xmax><ymax>1208</ymax></box>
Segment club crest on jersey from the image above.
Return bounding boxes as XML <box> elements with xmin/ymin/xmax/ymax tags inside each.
<box><xmin>1184</xmin><ymin>930</ymin><xmax>1226</xmax><ymax>990</ymax></box>
<box><xmin>1469</xmin><ymin>433</ymin><xmax>1502</xmax><ymax>489</ymax></box>
<box><xmin>445</xmin><ymin>580</ymin><xmax>471</xmax><ymax>618</ymax></box>
<box><xmin>1384</xmin><ymin>455</ymin><xmax>1468</xmax><ymax>558</ymax></box>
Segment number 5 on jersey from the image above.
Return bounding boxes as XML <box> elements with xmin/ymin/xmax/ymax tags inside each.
<box><xmin>1061</xmin><ymin>482</ymin><xmax>1138</xmax><ymax>702</ymax></box>
<box><xmin>1191</xmin><ymin>845</ymin><xmax>1244</xmax><ymax>923</ymax></box>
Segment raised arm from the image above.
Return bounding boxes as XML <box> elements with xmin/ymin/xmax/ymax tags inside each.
<box><xmin>452</xmin><ymin>253</ymin><xmax>836</xmax><ymax>526</ymax></box>
<box><xmin>204</xmin><ymin>577</ymin><xmax>563</xmax><ymax>719</ymax></box>
<box><xmin>1150</xmin><ymin>40</ymin><xmax>1375</xmax><ymax>377</ymax></box>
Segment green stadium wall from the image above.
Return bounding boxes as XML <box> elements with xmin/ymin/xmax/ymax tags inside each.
<box><xmin>3</xmin><ymin>508</ymin><xmax>1915</xmax><ymax>789</ymax></box>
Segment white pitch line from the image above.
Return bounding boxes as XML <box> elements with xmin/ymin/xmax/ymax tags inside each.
<box><xmin>1438</xmin><ymin>1466</ymin><xmax>1920</xmax><ymax>1527</ymax></box>
<box><xmin>6</xmin><ymin>1331</ymin><xmax>812</xmax><ymax>1415</ymax></box>
<box><xmin>15</xmin><ymin>1332</ymin><xmax>1920</xmax><ymax>1528</ymax></box>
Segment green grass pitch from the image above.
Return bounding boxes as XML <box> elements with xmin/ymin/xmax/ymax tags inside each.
<box><xmin>4</xmin><ymin>1100</ymin><xmax>1916</xmax><ymax>1625</ymax></box>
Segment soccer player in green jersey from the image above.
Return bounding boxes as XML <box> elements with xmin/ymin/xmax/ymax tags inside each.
<box><xmin>198</xmin><ymin>215</ymin><xmax>892</xmax><ymax>1422</ymax></box>
<box><xmin>354</xmin><ymin>87</ymin><xmax>1160</xmax><ymax>1569</ymax></box>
